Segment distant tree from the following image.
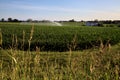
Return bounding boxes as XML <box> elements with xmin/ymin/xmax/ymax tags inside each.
<box><xmin>1</xmin><ymin>18</ymin><xmax>5</xmax><ymax>22</ymax></box>
<box><xmin>81</xmin><ymin>20</ymin><xmax>84</xmax><ymax>22</ymax></box>
<box><xmin>33</xmin><ymin>20</ymin><xmax>39</xmax><ymax>22</ymax></box>
<box><xmin>8</xmin><ymin>18</ymin><xmax>12</xmax><ymax>22</ymax></box>
<box><xmin>13</xmin><ymin>19</ymin><xmax>19</xmax><ymax>22</ymax></box>
<box><xmin>69</xmin><ymin>19</ymin><xmax>75</xmax><ymax>22</ymax></box>
<box><xmin>104</xmin><ymin>20</ymin><xmax>112</xmax><ymax>24</ymax></box>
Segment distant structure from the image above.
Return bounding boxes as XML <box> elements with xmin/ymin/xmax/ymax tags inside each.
<box><xmin>86</xmin><ymin>21</ymin><xmax>99</xmax><ymax>26</ymax></box>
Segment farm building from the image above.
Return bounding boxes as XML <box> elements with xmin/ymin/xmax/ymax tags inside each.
<box><xmin>86</xmin><ymin>21</ymin><xmax>99</xmax><ymax>26</ymax></box>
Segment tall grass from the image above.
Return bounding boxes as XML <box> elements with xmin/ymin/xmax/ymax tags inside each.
<box><xmin>0</xmin><ymin>46</ymin><xmax>119</xmax><ymax>80</ymax></box>
<box><xmin>0</xmin><ymin>26</ymin><xmax>120</xmax><ymax>80</ymax></box>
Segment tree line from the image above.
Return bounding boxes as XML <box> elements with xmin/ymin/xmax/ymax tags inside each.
<box><xmin>1</xmin><ymin>18</ymin><xmax>120</xmax><ymax>24</ymax></box>
<box><xmin>0</xmin><ymin>18</ymin><xmax>34</xmax><ymax>22</ymax></box>
<box><xmin>0</xmin><ymin>18</ymin><xmax>21</xmax><ymax>22</ymax></box>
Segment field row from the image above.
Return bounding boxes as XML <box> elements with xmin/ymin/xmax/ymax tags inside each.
<box><xmin>0</xmin><ymin>23</ymin><xmax>120</xmax><ymax>51</ymax></box>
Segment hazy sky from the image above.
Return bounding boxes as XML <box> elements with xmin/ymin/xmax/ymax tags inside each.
<box><xmin>0</xmin><ymin>0</ymin><xmax>120</xmax><ymax>21</ymax></box>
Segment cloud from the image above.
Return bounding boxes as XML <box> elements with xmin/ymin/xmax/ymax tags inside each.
<box><xmin>13</xmin><ymin>5</ymin><xmax>82</xmax><ymax>13</ymax></box>
<box><xmin>0</xmin><ymin>3</ymin><xmax>81</xmax><ymax>13</ymax></box>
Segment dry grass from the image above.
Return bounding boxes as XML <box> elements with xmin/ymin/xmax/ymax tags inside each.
<box><xmin>0</xmin><ymin>44</ymin><xmax>120</xmax><ymax>80</ymax></box>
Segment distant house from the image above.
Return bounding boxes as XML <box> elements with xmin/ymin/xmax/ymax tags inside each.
<box><xmin>86</xmin><ymin>21</ymin><xmax>99</xmax><ymax>26</ymax></box>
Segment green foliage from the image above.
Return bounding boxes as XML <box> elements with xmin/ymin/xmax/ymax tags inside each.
<box><xmin>0</xmin><ymin>22</ymin><xmax>120</xmax><ymax>80</ymax></box>
<box><xmin>0</xmin><ymin>28</ymin><xmax>2</xmax><ymax>47</ymax></box>
<box><xmin>0</xmin><ymin>22</ymin><xmax>120</xmax><ymax>51</ymax></box>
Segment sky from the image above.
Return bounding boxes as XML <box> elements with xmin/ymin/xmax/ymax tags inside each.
<box><xmin>0</xmin><ymin>0</ymin><xmax>120</xmax><ymax>21</ymax></box>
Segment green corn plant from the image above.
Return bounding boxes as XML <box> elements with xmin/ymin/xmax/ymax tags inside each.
<box><xmin>0</xmin><ymin>28</ymin><xmax>2</xmax><ymax>48</ymax></box>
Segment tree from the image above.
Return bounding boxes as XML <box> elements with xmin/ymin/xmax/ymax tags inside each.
<box><xmin>8</xmin><ymin>18</ymin><xmax>12</xmax><ymax>22</ymax></box>
<box><xmin>13</xmin><ymin>19</ymin><xmax>19</xmax><ymax>22</ymax></box>
<box><xmin>69</xmin><ymin>19</ymin><xmax>75</xmax><ymax>22</ymax></box>
<box><xmin>1</xmin><ymin>18</ymin><xmax>5</xmax><ymax>22</ymax></box>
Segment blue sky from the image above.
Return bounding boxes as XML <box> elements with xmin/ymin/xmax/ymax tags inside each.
<box><xmin>0</xmin><ymin>0</ymin><xmax>120</xmax><ymax>21</ymax></box>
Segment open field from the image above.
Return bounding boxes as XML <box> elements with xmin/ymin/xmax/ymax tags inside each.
<box><xmin>0</xmin><ymin>22</ymin><xmax>120</xmax><ymax>51</ymax></box>
<box><xmin>1</xmin><ymin>0</ymin><xmax>120</xmax><ymax>79</ymax></box>
<box><xmin>0</xmin><ymin>22</ymin><xmax>120</xmax><ymax>80</ymax></box>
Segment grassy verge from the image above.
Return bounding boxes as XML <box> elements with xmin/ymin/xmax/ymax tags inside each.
<box><xmin>0</xmin><ymin>44</ymin><xmax>120</xmax><ymax>80</ymax></box>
